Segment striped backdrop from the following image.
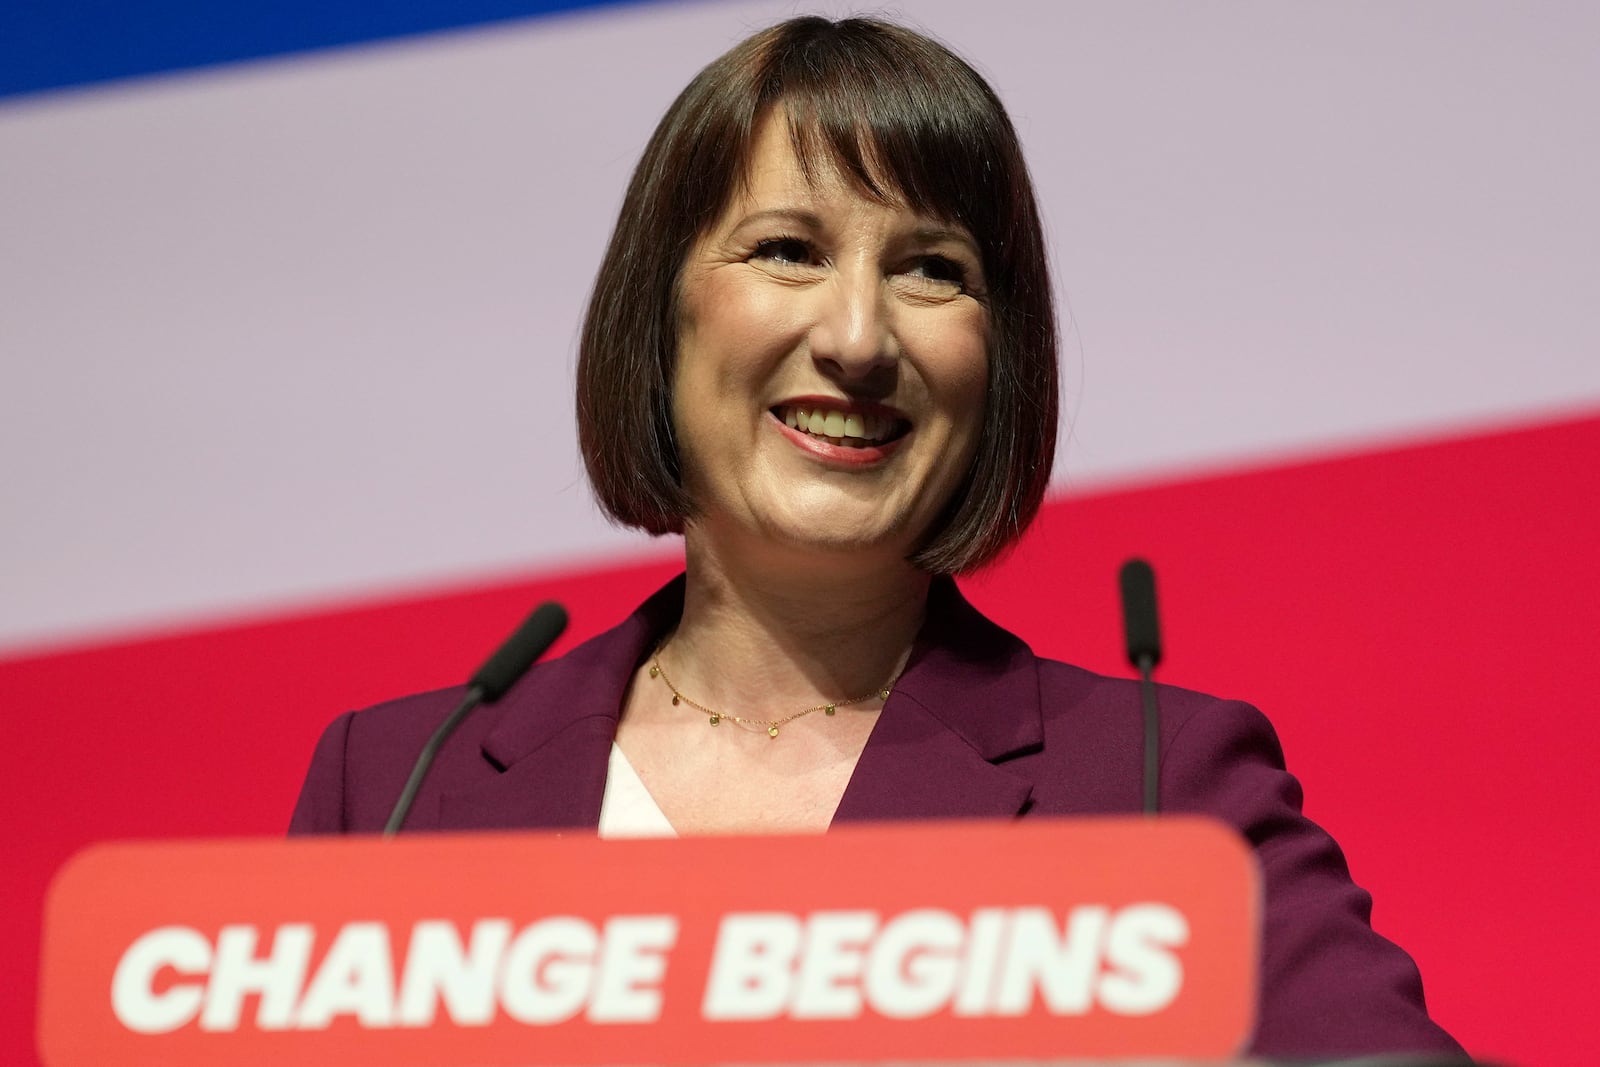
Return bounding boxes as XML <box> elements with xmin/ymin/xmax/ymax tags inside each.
<box><xmin>4</xmin><ymin>3</ymin><xmax>1597</xmax><ymax>1064</ymax></box>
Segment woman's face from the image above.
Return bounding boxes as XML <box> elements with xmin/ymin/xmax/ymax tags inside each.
<box><xmin>672</xmin><ymin>114</ymin><xmax>990</xmax><ymax>566</ymax></box>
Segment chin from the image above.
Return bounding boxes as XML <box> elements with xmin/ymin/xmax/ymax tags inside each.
<box><xmin>755</xmin><ymin>510</ymin><xmax>920</xmax><ymax>566</ymax></box>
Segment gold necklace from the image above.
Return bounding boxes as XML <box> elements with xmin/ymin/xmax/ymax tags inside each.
<box><xmin>647</xmin><ymin>651</ymin><xmax>895</xmax><ymax>739</ymax></box>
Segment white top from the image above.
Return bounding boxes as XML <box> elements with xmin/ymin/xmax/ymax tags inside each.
<box><xmin>597</xmin><ymin>742</ymin><xmax>678</xmax><ymax>839</ymax></box>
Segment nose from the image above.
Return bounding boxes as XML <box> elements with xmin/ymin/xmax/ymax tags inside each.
<box><xmin>809</xmin><ymin>267</ymin><xmax>897</xmax><ymax>390</ymax></box>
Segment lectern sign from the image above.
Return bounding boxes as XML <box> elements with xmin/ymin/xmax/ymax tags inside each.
<box><xmin>40</xmin><ymin>818</ymin><xmax>1258</xmax><ymax>1065</ymax></box>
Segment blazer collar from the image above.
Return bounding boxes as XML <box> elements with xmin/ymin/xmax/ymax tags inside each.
<box><xmin>439</xmin><ymin>575</ymin><xmax>1041</xmax><ymax>830</ymax></box>
<box><xmin>834</xmin><ymin>577</ymin><xmax>1041</xmax><ymax>822</ymax></box>
<box><xmin>434</xmin><ymin>580</ymin><xmax>680</xmax><ymax>830</ymax></box>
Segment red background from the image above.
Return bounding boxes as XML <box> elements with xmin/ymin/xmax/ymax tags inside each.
<box><xmin>7</xmin><ymin>411</ymin><xmax>1599</xmax><ymax>1066</ymax></box>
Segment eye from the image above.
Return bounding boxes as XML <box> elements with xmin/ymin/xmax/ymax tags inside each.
<box><xmin>751</xmin><ymin>236</ymin><xmax>814</xmax><ymax>265</ymax></box>
<box><xmin>907</xmin><ymin>254</ymin><xmax>968</xmax><ymax>288</ymax></box>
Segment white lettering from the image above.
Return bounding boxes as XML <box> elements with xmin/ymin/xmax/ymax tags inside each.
<box><xmin>396</xmin><ymin>919</ymin><xmax>511</xmax><ymax>1027</ymax></box>
<box><xmin>110</xmin><ymin>925</ymin><xmax>212</xmax><ymax>1034</ymax></box>
<box><xmin>295</xmin><ymin>922</ymin><xmax>395</xmax><ymax>1028</ymax></box>
<box><xmin>792</xmin><ymin>910</ymin><xmax>876</xmax><ymax>1019</ymax></box>
<box><xmin>1099</xmin><ymin>903</ymin><xmax>1188</xmax><ymax>1015</ymax></box>
<box><xmin>702</xmin><ymin>913</ymin><xmax>801</xmax><ymax>1020</ymax></box>
<box><xmin>499</xmin><ymin>917</ymin><xmax>596</xmax><ymax>1025</ymax></box>
<box><xmin>992</xmin><ymin>906</ymin><xmax>1107</xmax><ymax>1016</ymax></box>
<box><xmin>953</xmin><ymin>907</ymin><xmax>1007</xmax><ymax>1016</ymax></box>
<box><xmin>108</xmin><ymin>902</ymin><xmax>1189</xmax><ymax>1035</ymax></box>
<box><xmin>588</xmin><ymin>916</ymin><xmax>677</xmax><ymax>1023</ymax></box>
<box><xmin>863</xmin><ymin>908</ymin><xmax>963</xmax><ymax>1019</ymax></box>
<box><xmin>200</xmin><ymin>923</ymin><xmax>313</xmax><ymax>1031</ymax></box>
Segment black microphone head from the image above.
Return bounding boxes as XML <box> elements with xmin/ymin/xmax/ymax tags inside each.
<box><xmin>1118</xmin><ymin>558</ymin><xmax>1163</xmax><ymax>670</ymax></box>
<box><xmin>469</xmin><ymin>601</ymin><xmax>569</xmax><ymax>703</ymax></box>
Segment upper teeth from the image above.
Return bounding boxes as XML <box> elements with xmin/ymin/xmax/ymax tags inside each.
<box><xmin>779</xmin><ymin>405</ymin><xmax>895</xmax><ymax>442</ymax></box>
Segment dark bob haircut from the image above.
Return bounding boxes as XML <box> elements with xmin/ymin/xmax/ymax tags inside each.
<box><xmin>577</xmin><ymin>15</ymin><xmax>1057</xmax><ymax>573</ymax></box>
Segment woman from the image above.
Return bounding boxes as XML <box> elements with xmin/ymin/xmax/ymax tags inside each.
<box><xmin>292</xmin><ymin>16</ymin><xmax>1461</xmax><ymax>1059</ymax></box>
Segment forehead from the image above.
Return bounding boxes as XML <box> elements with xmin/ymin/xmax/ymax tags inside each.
<box><xmin>728</xmin><ymin>109</ymin><xmax>913</xmax><ymax>217</ymax></box>
<box><xmin>740</xmin><ymin>115</ymin><xmax>811</xmax><ymax>196</ymax></box>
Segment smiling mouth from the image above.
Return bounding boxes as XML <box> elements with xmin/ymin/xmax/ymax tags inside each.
<box><xmin>773</xmin><ymin>404</ymin><xmax>909</xmax><ymax>449</ymax></box>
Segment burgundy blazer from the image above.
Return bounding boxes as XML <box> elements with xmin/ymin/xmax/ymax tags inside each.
<box><xmin>290</xmin><ymin>576</ymin><xmax>1462</xmax><ymax>1059</ymax></box>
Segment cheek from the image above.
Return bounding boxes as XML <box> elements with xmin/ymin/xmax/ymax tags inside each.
<box><xmin>682</xmin><ymin>265</ymin><xmax>802</xmax><ymax>350</ymax></box>
<box><xmin>954</xmin><ymin>345</ymin><xmax>990</xmax><ymax>411</ymax></box>
<box><xmin>674</xmin><ymin>286</ymin><xmax>742</xmax><ymax>422</ymax></box>
<box><xmin>920</xmin><ymin>315</ymin><xmax>991</xmax><ymax>434</ymax></box>
<box><xmin>938</xmin><ymin>330</ymin><xmax>992</xmax><ymax>483</ymax></box>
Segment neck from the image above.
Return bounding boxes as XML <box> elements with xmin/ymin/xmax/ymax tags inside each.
<box><xmin>667</xmin><ymin>526</ymin><xmax>933</xmax><ymax>714</ymax></box>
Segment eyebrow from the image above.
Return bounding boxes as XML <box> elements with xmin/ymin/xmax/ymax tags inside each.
<box><xmin>911</xmin><ymin>226</ymin><xmax>981</xmax><ymax>256</ymax></box>
<box><xmin>730</xmin><ymin>208</ymin><xmax>823</xmax><ymax>230</ymax></box>
<box><xmin>730</xmin><ymin>209</ymin><xmax>979</xmax><ymax>253</ymax></box>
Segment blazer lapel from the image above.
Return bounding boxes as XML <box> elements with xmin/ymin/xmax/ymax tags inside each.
<box><xmin>433</xmin><ymin>713</ymin><xmax>616</xmax><ymax>831</ymax></box>
<box><xmin>433</xmin><ymin>578</ymin><xmax>685</xmax><ymax>831</ymax></box>
<box><xmin>834</xmin><ymin>579</ymin><xmax>1042</xmax><ymax>824</ymax></box>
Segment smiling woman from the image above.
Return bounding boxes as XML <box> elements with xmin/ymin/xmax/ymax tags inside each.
<box><xmin>671</xmin><ymin>112</ymin><xmax>990</xmax><ymax>571</ymax></box>
<box><xmin>577</xmin><ymin>16</ymin><xmax>1056</xmax><ymax>575</ymax></box>
<box><xmin>290</xmin><ymin>15</ymin><xmax>1463</xmax><ymax>1060</ymax></box>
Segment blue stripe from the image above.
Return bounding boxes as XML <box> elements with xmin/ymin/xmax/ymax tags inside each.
<box><xmin>1</xmin><ymin>0</ymin><xmax>673</xmax><ymax>100</ymax></box>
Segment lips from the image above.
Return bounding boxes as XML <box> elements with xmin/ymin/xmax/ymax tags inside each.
<box><xmin>773</xmin><ymin>402</ymin><xmax>909</xmax><ymax>449</ymax></box>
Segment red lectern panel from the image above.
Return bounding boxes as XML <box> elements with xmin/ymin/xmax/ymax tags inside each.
<box><xmin>40</xmin><ymin>817</ymin><xmax>1257</xmax><ymax>1065</ymax></box>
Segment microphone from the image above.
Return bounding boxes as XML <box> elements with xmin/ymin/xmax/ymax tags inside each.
<box><xmin>384</xmin><ymin>601</ymin><xmax>569</xmax><ymax>835</ymax></box>
<box><xmin>468</xmin><ymin>602</ymin><xmax>570</xmax><ymax>702</ymax></box>
<box><xmin>1118</xmin><ymin>559</ymin><xmax>1163</xmax><ymax>815</ymax></box>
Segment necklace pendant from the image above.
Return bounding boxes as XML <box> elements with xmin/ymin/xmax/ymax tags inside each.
<box><xmin>767</xmin><ymin>725</ymin><xmax>779</xmax><ymax>738</ymax></box>
<box><xmin>709</xmin><ymin>713</ymin><xmax>720</xmax><ymax>726</ymax></box>
<box><xmin>824</xmin><ymin>704</ymin><xmax>836</xmax><ymax>716</ymax></box>
<box><xmin>671</xmin><ymin>695</ymin><xmax>680</xmax><ymax>706</ymax></box>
